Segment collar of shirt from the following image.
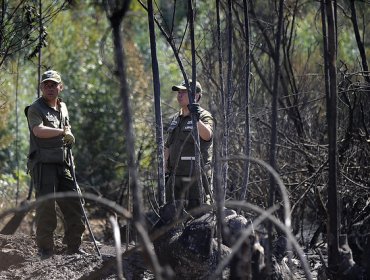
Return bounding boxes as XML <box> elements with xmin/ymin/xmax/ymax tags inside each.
<box><xmin>179</xmin><ymin>108</ymin><xmax>191</xmax><ymax>117</ymax></box>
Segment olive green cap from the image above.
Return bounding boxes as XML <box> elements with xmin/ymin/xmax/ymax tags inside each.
<box><xmin>172</xmin><ymin>79</ymin><xmax>202</xmax><ymax>93</ymax></box>
<box><xmin>41</xmin><ymin>70</ymin><xmax>62</xmax><ymax>83</ymax></box>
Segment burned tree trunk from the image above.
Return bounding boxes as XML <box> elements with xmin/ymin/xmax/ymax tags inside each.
<box><xmin>321</xmin><ymin>0</ymin><xmax>340</xmax><ymax>277</ymax></box>
<box><xmin>147</xmin><ymin>0</ymin><xmax>166</xmax><ymax>206</ymax></box>
<box><xmin>105</xmin><ymin>0</ymin><xmax>144</xmax><ymax>228</ymax></box>
<box><xmin>239</xmin><ymin>0</ymin><xmax>251</xmax><ymax>202</ymax></box>
<box><xmin>267</xmin><ymin>0</ymin><xmax>285</xmax><ymax>274</ymax></box>
<box><xmin>187</xmin><ymin>0</ymin><xmax>204</xmax><ymax>202</ymax></box>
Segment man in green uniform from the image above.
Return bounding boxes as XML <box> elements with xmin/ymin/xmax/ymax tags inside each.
<box><xmin>164</xmin><ymin>79</ymin><xmax>214</xmax><ymax>210</ymax></box>
<box><xmin>26</xmin><ymin>70</ymin><xmax>85</xmax><ymax>257</ymax></box>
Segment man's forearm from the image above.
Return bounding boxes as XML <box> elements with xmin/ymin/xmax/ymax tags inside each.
<box><xmin>198</xmin><ymin>120</ymin><xmax>212</xmax><ymax>141</ymax></box>
<box><xmin>33</xmin><ymin>125</ymin><xmax>64</xmax><ymax>138</ymax></box>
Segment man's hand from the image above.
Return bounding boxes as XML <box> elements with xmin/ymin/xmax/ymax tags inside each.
<box><xmin>187</xmin><ymin>103</ymin><xmax>201</xmax><ymax>121</ymax></box>
<box><xmin>63</xmin><ymin>127</ymin><xmax>75</xmax><ymax>145</ymax></box>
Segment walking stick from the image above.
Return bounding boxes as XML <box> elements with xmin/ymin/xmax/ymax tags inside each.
<box><xmin>67</xmin><ymin>146</ymin><xmax>101</xmax><ymax>257</ymax></box>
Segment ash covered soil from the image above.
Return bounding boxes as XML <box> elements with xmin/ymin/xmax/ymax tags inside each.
<box><xmin>0</xmin><ymin>233</ymin><xmax>154</xmax><ymax>280</ymax></box>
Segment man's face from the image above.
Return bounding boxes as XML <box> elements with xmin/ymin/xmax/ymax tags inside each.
<box><xmin>177</xmin><ymin>89</ymin><xmax>190</xmax><ymax>107</ymax></box>
<box><xmin>177</xmin><ymin>89</ymin><xmax>200</xmax><ymax>108</ymax></box>
<box><xmin>41</xmin><ymin>80</ymin><xmax>63</xmax><ymax>102</ymax></box>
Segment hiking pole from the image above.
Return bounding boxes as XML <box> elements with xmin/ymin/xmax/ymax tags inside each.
<box><xmin>67</xmin><ymin>146</ymin><xmax>101</xmax><ymax>257</ymax></box>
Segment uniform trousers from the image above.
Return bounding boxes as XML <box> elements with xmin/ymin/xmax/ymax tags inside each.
<box><xmin>31</xmin><ymin>163</ymin><xmax>85</xmax><ymax>251</ymax></box>
<box><xmin>166</xmin><ymin>172</ymin><xmax>211</xmax><ymax>210</ymax></box>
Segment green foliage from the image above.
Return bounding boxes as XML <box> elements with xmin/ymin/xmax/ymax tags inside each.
<box><xmin>0</xmin><ymin>0</ymin><xmax>67</xmax><ymax>67</ymax></box>
<box><xmin>0</xmin><ymin>87</ymin><xmax>15</xmax><ymax>172</ymax></box>
<box><xmin>0</xmin><ymin>99</ymin><xmax>12</xmax><ymax>142</ymax></box>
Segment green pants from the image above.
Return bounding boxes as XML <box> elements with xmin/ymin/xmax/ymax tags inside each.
<box><xmin>31</xmin><ymin>163</ymin><xmax>85</xmax><ymax>251</ymax></box>
<box><xmin>165</xmin><ymin>173</ymin><xmax>211</xmax><ymax>210</ymax></box>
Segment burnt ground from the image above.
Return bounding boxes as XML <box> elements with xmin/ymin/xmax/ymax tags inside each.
<box><xmin>0</xmin><ymin>232</ymin><xmax>154</xmax><ymax>280</ymax></box>
<box><xmin>0</xmin><ymin>221</ymin><xmax>317</xmax><ymax>280</ymax></box>
<box><xmin>0</xmin><ymin>210</ymin><xmax>368</xmax><ymax>280</ymax></box>
<box><xmin>0</xmin><ymin>232</ymin><xmax>102</xmax><ymax>279</ymax></box>
<box><xmin>0</xmin><ymin>231</ymin><xmax>320</xmax><ymax>280</ymax></box>
<box><xmin>0</xmin><ymin>201</ymin><xmax>158</xmax><ymax>280</ymax></box>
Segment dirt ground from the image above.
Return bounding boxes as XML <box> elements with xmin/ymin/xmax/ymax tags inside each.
<box><xmin>0</xmin><ymin>232</ymin><xmax>314</xmax><ymax>280</ymax></box>
<box><xmin>0</xmin><ymin>232</ymin><xmax>154</xmax><ymax>280</ymax></box>
<box><xmin>0</xmin><ymin>211</ymin><xmax>367</xmax><ymax>280</ymax></box>
<box><xmin>0</xmin><ymin>222</ymin><xmax>310</xmax><ymax>280</ymax></box>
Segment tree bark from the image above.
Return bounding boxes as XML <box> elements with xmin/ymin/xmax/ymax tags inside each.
<box><xmin>321</xmin><ymin>0</ymin><xmax>340</xmax><ymax>276</ymax></box>
<box><xmin>214</xmin><ymin>0</ymin><xmax>226</xmax><ymax>264</ymax></box>
<box><xmin>222</xmin><ymin>0</ymin><xmax>233</xmax><ymax>206</ymax></box>
<box><xmin>147</xmin><ymin>0</ymin><xmax>166</xmax><ymax>206</ymax></box>
<box><xmin>37</xmin><ymin>0</ymin><xmax>42</xmax><ymax>98</ymax></box>
<box><xmin>188</xmin><ymin>0</ymin><xmax>204</xmax><ymax>202</ymax></box>
<box><xmin>239</xmin><ymin>0</ymin><xmax>251</xmax><ymax>202</ymax></box>
<box><xmin>267</xmin><ymin>0</ymin><xmax>285</xmax><ymax>276</ymax></box>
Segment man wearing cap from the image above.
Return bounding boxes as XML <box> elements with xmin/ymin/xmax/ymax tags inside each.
<box><xmin>26</xmin><ymin>70</ymin><xmax>85</xmax><ymax>257</ymax></box>
<box><xmin>164</xmin><ymin>79</ymin><xmax>214</xmax><ymax>210</ymax></box>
